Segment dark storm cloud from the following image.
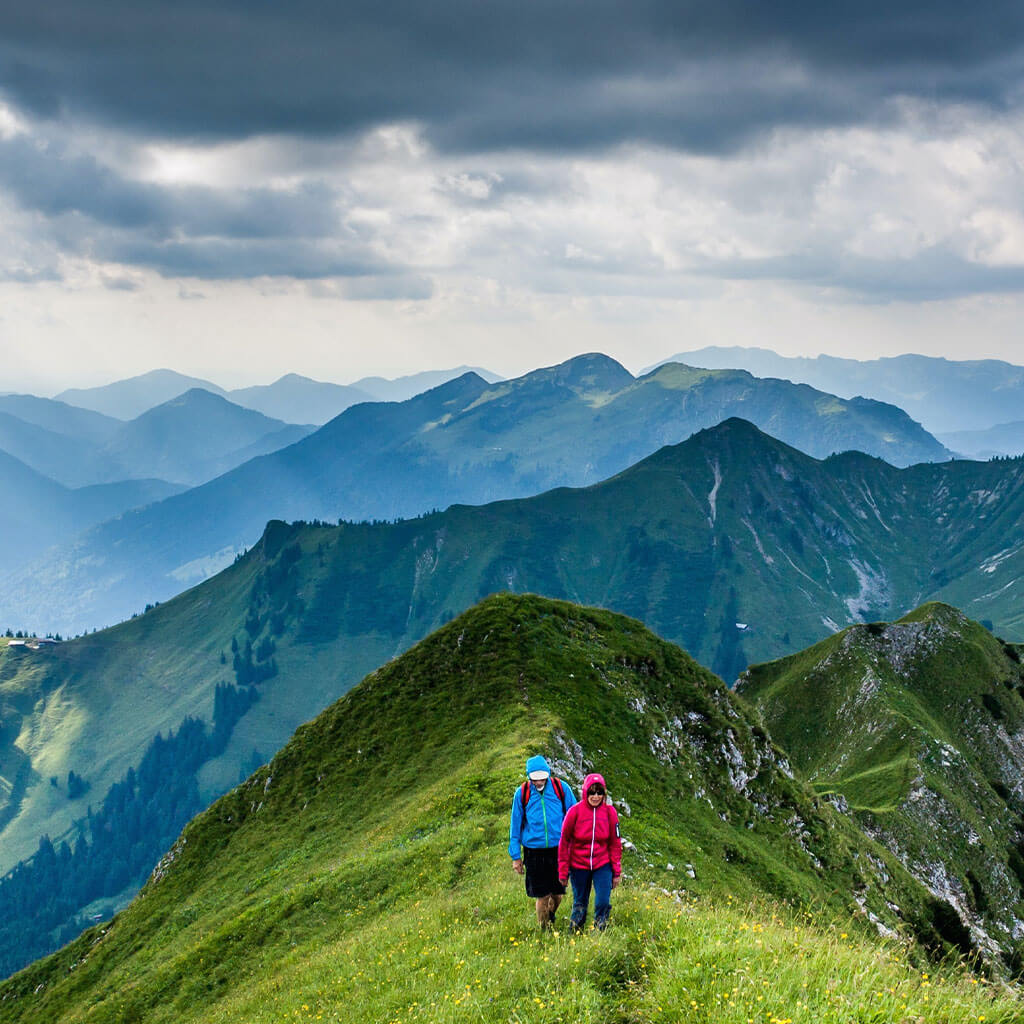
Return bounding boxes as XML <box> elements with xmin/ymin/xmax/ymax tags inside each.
<box><xmin>103</xmin><ymin>237</ymin><xmax>390</xmax><ymax>280</ymax></box>
<box><xmin>0</xmin><ymin>134</ymin><xmax>395</xmax><ymax>279</ymax></box>
<box><xmin>0</xmin><ymin>136</ymin><xmax>338</xmax><ymax>238</ymax></box>
<box><xmin>1</xmin><ymin>1</ymin><xmax>1022</xmax><ymax>151</ymax></box>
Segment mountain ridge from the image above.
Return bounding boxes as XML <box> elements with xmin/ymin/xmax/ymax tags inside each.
<box><xmin>0</xmin><ymin>357</ymin><xmax>955</xmax><ymax>634</ymax></box>
<box><xmin>98</xmin><ymin>388</ymin><xmax>315</xmax><ymax>486</ymax></box>
<box><xmin>0</xmin><ymin>594</ymin><xmax>1007</xmax><ymax>1014</ymax></box>
<box><xmin>0</xmin><ymin>448</ymin><xmax>182</xmax><ymax>579</ymax></box>
<box><xmin>650</xmin><ymin>345</ymin><xmax>1024</xmax><ymax>434</ymax></box>
<box><xmin>227</xmin><ymin>374</ymin><xmax>374</xmax><ymax>424</ymax></box>
<box><xmin>56</xmin><ymin>369</ymin><xmax>228</xmax><ymax>420</ymax></box>
<box><xmin>738</xmin><ymin>602</ymin><xmax>1024</xmax><ymax>967</ymax></box>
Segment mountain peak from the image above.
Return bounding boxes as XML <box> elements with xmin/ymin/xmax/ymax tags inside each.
<box><xmin>55</xmin><ymin>370</ymin><xmax>226</xmax><ymax>420</ymax></box>
<box><xmin>551</xmin><ymin>352</ymin><xmax>634</xmax><ymax>392</ymax></box>
<box><xmin>132</xmin><ymin>387</ymin><xmax>278</xmax><ymax>424</ymax></box>
<box><xmin>683</xmin><ymin>416</ymin><xmax>795</xmax><ymax>457</ymax></box>
<box><xmin>520</xmin><ymin>356</ymin><xmax>630</xmax><ymax>395</ymax></box>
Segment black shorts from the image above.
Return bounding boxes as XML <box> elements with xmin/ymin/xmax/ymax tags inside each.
<box><xmin>523</xmin><ymin>846</ymin><xmax>566</xmax><ymax>898</ymax></box>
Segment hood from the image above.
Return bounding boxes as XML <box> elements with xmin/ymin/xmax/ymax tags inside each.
<box><xmin>581</xmin><ymin>772</ymin><xmax>607</xmax><ymax>803</ymax></box>
<box><xmin>525</xmin><ymin>754</ymin><xmax>551</xmax><ymax>776</ymax></box>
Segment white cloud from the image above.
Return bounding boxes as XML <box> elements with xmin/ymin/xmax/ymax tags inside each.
<box><xmin>4</xmin><ymin>97</ymin><xmax>1024</xmax><ymax>388</ymax></box>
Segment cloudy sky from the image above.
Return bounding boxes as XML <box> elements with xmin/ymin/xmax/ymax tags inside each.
<box><xmin>2</xmin><ymin>0</ymin><xmax>1024</xmax><ymax>392</ymax></box>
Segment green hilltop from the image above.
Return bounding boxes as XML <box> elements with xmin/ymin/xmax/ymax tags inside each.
<box><xmin>1</xmin><ymin>595</ymin><xmax>1016</xmax><ymax>1024</ymax></box>
<box><xmin>739</xmin><ymin>603</ymin><xmax>1024</xmax><ymax>972</ymax></box>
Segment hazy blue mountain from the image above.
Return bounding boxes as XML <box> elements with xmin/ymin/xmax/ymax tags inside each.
<box><xmin>0</xmin><ymin>395</ymin><xmax>120</xmax><ymax>445</ymax></box>
<box><xmin>351</xmin><ymin>364</ymin><xmax>503</xmax><ymax>401</ymax></box>
<box><xmin>0</xmin><ymin>412</ymin><xmax>113</xmax><ymax>488</ymax></box>
<box><xmin>53</xmin><ymin>367</ymin><xmax>503</xmax><ymax>423</ymax></box>
<box><xmin>0</xmin><ymin>397</ymin><xmax>126</xmax><ymax>487</ymax></box>
<box><xmin>648</xmin><ymin>346</ymin><xmax>1024</xmax><ymax>434</ymax></box>
<box><xmin>0</xmin><ymin>449</ymin><xmax>182</xmax><ymax>579</ymax></box>
<box><xmin>228</xmin><ymin>373</ymin><xmax>372</xmax><ymax>424</ymax></box>
<box><xmin>0</xmin><ymin>390</ymin><xmax>313</xmax><ymax>488</ymax></box>
<box><xmin>938</xmin><ymin>420</ymin><xmax>1024</xmax><ymax>459</ymax></box>
<box><xmin>0</xmin><ymin>355</ymin><xmax>955</xmax><ymax>633</ymax></box>
<box><xmin>99</xmin><ymin>389</ymin><xmax>315</xmax><ymax>486</ymax></box>
<box><xmin>223</xmin><ymin>423</ymin><xmax>316</xmax><ymax>467</ymax></box>
<box><xmin>55</xmin><ymin>369</ymin><xmax>227</xmax><ymax>420</ymax></box>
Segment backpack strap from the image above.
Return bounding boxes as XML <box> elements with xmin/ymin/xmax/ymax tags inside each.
<box><xmin>519</xmin><ymin>781</ymin><xmax>531</xmax><ymax>819</ymax></box>
<box><xmin>552</xmin><ymin>777</ymin><xmax>568</xmax><ymax>814</ymax></box>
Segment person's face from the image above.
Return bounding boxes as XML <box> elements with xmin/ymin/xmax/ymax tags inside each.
<box><xmin>587</xmin><ymin>786</ymin><xmax>604</xmax><ymax>805</ymax></box>
<box><xmin>532</xmin><ymin>776</ymin><xmax>547</xmax><ymax>791</ymax></box>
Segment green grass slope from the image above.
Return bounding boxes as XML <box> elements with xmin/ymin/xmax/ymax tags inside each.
<box><xmin>739</xmin><ymin>603</ymin><xmax>1024</xmax><ymax>970</ymax></box>
<box><xmin>1</xmin><ymin>595</ymin><xmax>1013</xmax><ymax>1023</ymax></box>
<box><xmin>0</xmin><ymin>544</ymin><xmax>265</xmax><ymax>870</ymax></box>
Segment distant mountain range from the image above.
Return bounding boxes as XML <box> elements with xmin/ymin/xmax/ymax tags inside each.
<box><xmin>0</xmin><ymin>389</ymin><xmax>313</xmax><ymax>489</ymax></box>
<box><xmin>0</xmin><ymin>355</ymin><xmax>954</xmax><ymax>634</ymax></box>
<box><xmin>0</xmin><ymin>394</ymin><xmax>120</xmax><ymax>445</ymax></box>
<box><xmin>351</xmin><ymin>365</ymin><xmax>503</xmax><ymax>402</ymax></box>
<box><xmin>937</xmin><ymin>420</ymin><xmax>1024</xmax><ymax>460</ymax></box>
<box><xmin>98</xmin><ymin>389</ymin><xmax>314</xmax><ymax>487</ymax></box>
<box><xmin>56</xmin><ymin>369</ymin><xmax>230</xmax><ymax>420</ymax></box>
<box><xmin>227</xmin><ymin>374</ymin><xmax>375</xmax><ymax>424</ymax></box>
<box><xmin>0</xmin><ymin>449</ymin><xmax>182</xmax><ymax>579</ymax></box>
<box><xmin>649</xmin><ymin>346</ymin><xmax>1024</xmax><ymax>436</ymax></box>
<box><xmin>52</xmin><ymin>365</ymin><xmax>503</xmax><ymax>424</ymax></box>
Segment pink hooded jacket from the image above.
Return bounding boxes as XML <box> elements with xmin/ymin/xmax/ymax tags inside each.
<box><xmin>557</xmin><ymin>772</ymin><xmax>622</xmax><ymax>880</ymax></box>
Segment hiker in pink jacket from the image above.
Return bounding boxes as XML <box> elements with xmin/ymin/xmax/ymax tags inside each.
<box><xmin>557</xmin><ymin>772</ymin><xmax>622</xmax><ymax>931</ymax></box>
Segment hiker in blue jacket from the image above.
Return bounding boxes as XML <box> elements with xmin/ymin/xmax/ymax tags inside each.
<box><xmin>509</xmin><ymin>754</ymin><xmax>576</xmax><ymax>930</ymax></box>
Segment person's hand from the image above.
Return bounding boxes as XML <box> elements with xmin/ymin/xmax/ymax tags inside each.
<box><xmin>558</xmin><ymin>878</ymin><xmax>568</xmax><ymax>887</ymax></box>
<box><xmin>512</xmin><ymin>858</ymin><xmax>524</xmax><ymax>875</ymax></box>
<box><xmin>611</xmin><ymin>875</ymin><xmax>620</xmax><ymax>890</ymax></box>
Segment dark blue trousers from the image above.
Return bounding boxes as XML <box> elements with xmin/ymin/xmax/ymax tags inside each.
<box><xmin>569</xmin><ymin>863</ymin><xmax>613</xmax><ymax>930</ymax></box>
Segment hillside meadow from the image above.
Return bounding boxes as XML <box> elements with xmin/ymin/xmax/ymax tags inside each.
<box><xmin>1</xmin><ymin>596</ymin><xmax>1019</xmax><ymax>1023</ymax></box>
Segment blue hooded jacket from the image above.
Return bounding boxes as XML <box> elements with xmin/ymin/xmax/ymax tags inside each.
<box><xmin>508</xmin><ymin>755</ymin><xmax>576</xmax><ymax>857</ymax></box>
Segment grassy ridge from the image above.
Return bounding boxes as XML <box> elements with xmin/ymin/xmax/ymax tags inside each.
<box><xmin>3</xmin><ymin>594</ymin><xmax>1014</xmax><ymax>1022</ymax></box>
<box><xmin>739</xmin><ymin>603</ymin><xmax>1024</xmax><ymax>968</ymax></box>
<box><xmin>4</xmin><ymin>833</ymin><xmax>1015</xmax><ymax>1023</ymax></box>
